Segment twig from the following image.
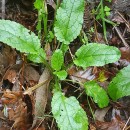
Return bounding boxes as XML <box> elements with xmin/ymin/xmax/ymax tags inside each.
<box><xmin>114</xmin><ymin>26</ymin><xmax>129</xmax><ymax>48</ymax></box>
<box><xmin>69</xmin><ymin>47</ymin><xmax>74</xmax><ymax>61</ymax></box>
<box><xmin>117</xmin><ymin>11</ymin><xmax>130</xmax><ymax>30</ymax></box>
<box><xmin>125</xmin><ymin>125</ymin><xmax>130</xmax><ymax>130</ymax></box>
<box><xmin>23</xmin><ymin>79</ymin><xmax>49</xmax><ymax>95</ymax></box>
<box><xmin>123</xmin><ymin>116</ymin><xmax>130</xmax><ymax>130</ymax></box>
<box><xmin>50</xmin><ymin>118</ymin><xmax>55</xmax><ymax>130</ymax></box>
<box><xmin>36</xmin><ymin>118</ymin><xmax>45</xmax><ymax>130</ymax></box>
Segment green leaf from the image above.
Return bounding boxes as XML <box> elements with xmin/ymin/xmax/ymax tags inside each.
<box><xmin>84</xmin><ymin>81</ymin><xmax>109</xmax><ymax>108</ymax></box>
<box><xmin>49</xmin><ymin>31</ymin><xmax>54</xmax><ymax>39</ymax></box>
<box><xmin>60</xmin><ymin>44</ymin><xmax>69</xmax><ymax>54</ymax></box>
<box><xmin>51</xmin><ymin>91</ymin><xmax>88</xmax><ymax>130</ymax></box>
<box><xmin>27</xmin><ymin>48</ymin><xmax>46</xmax><ymax>63</ymax></box>
<box><xmin>34</xmin><ymin>0</ymin><xmax>42</xmax><ymax>9</ymax></box>
<box><xmin>51</xmin><ymin>49</ymin><xmax>64</xmax><ymax>71</ymax></box>
<box><xmin>54</xmin><ymin>70</ymin><xmax>67</xmax><ymax>80</ymax></box>
<box><xmin>104</xmin><ymin>6</ymin><xmax>110</xmax><ymax>12</ymax></box>
<box><xmin>54</xmin><ymin>0</ymin><xmax>85</xmax><ymax>44</ymax></box>
<box><xmin>106</xmin><ymin>0</ymin><xmax>112</xmax><ymax>3</ymax></box>
<box><xmin>0</xmin><ymin>20</ymin><xmax>41</xmax><ymax>54</ymax></box>
<box><xmin>105</xmin><ymin>11</ymin><xmax>110</xmax><ymax>16</ymax></box>
<box><xmin>108</xmin><ymin>65</ymin><xmax>130</xmax><ymax>101</ymax></box>
<box><xmin>74</xmin><ymin>43</ymin><xmax>121</xmax><ymax>68</ymax></box>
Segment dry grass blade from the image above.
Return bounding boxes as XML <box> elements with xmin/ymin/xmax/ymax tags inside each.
<box><xmin>23</xmin><ymin>79</ymin><xmax>49</xmax><ymax>95</ymax></box>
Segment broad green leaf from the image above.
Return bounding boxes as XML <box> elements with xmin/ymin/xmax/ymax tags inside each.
<box><xmin>54</xmin><ymin>0</ymin><xmax>85</xmax><ymax>44</ymax></box>
<box><xmin>108</xmin><ymin>65</ymin><xmax>130</xmax><ymax>100</ymax></box>
<box><xmin>84</xmin><ymin>81</ymin><xmax>109</xmax><ymax>108</ymax></box>
<box><xmin>52</xmin><ymin>91</ymin><xmax>88</xmax><ymax>130</ymax></box>
<box><xmin>53</xmin><ymin>70</ymin><xmax>67</xmax><ymax>80</ymax></box>
<box><xmin>74</xmin><ymin>43</ymin><xmax>121</xmax><ymax>68</ymax></box>
<box><xmin>0</xmin><ymin>20</ymin><xmax>41</xmax><ymax>54</ymax></box>
<box><xmin>51</xmin><ymin>49</ymin><xmax>64</xmax><ymax>71</ymax></box>
<box><xmin>27</xmin><ymin>48</ymin><xmax>46</xmax><ymax>63</ymax></box>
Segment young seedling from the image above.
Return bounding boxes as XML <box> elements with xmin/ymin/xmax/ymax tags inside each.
<box><xmin>93</xmin><ymin>0</ymin><xmax>116</xmax><ymax>43</ymax></box>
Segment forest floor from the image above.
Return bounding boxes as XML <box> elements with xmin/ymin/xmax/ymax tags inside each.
<box><xmin>0</xmin><ymin>0</ymin><xmax>130</xmax><ymax>130</ymax></box>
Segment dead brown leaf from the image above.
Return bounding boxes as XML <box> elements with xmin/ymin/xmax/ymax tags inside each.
<box><xmin>8</xmin><ymin>108</ymin><xmax>14</xmax><ymax>121</ymax></box>
<box><xmin>89</xmin><ymin>124</ymin><xmax>96</xmax><ymax>130</ymax></box>
<box><xmin>1</xmin><ymin>90</ymin><xmax>22</xmax><ymax>104</ymax></box>
<box><xmin>30</xmin><ymin>67</ymin><xmax>51</xmax><ymax>129</ymax></box>
<box><xmin>120</xmin><ymin>47</ymin><xmax>130</xmax><ymax>61</ymax></box>
<box><xmin>0</xmin><ymin>127</ymin><xmax>9</xmax><ymax>130</ymax></box>
<box><xmin>111</xmin><ymin>13</ymin><xmax>125</xmax><ymax>23</ymax></box>
<box><xmin>96</xmin><ymin>113</ymin><xmax>125</xmax><ymax>130</ymax></box>
<box><xmin>4</xmin><ymin>69</ymin><xmax>17</xmax><ymax>84</ymax></box>
<box><xmin>69</xmin><ymin>67</ymin><xmax>95</xmax><ymax>84</ymax></box>
<box><xmin>0</xmin><ymin>45</ymin><xmax>16</xmax><ymax>81</ymax></box>
<box><xmin>12</xmin><ymin>99</ymin><xmax>31</xmax><ymax>130</ymax></box>
<box><xmin>23</xmin><ymin>65</ymin><xmax>40</xmax><ymax>86</ymax></box>
<box><xmin>95</xmin><ymin>107</ymin><xmax>111</xmax><ymax>122</ymax></box>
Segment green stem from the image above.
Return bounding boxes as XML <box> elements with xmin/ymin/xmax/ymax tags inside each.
<box><xmin>56</xmin><ymin>0</ymin><xmax>61</xmax><ymax>9</ymax></box>
<box><xmin>43</xmin><ymin>58</ymin><xmax>53</xmax><ymax>74</ymax></box>
<box><xmin>37</xmin><ymin>10</ymin><xmax>42</xmax><ymax>39</ymax></box>
<box><xmin>42</xmin><ymin>0</ymin><xmax>48</xmax><ymax>37</ymax></box>
<box><xmin>103</xmin><ymin>18</ymin><xmax>116</xmax><ymax>26</ymax></box>
<box><xmin>100</xmin><ymin>0</ymin><xmax>108</xmax><ymax>43</ymax></box>
<box><xmin>64</xmin><ymin>79</ymin><xmax>84</xmax><ymax>86</ymax></box>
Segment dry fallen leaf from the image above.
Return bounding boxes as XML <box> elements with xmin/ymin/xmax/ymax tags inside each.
<box><xmin>96</xmin><ymin>109</ymin><xmax>125</xmax><ymax>130</ymax></box>
<box><xmin>1</xmin><ymin>90</ymin><xmax>22</xmax><ymax>104</ymax></box>
<box><xmin>0</xmin><ymin>127</ymin><xmax>9</xmax><ymax>130</ymax></box>
<box><xmin>69</xmin><ymin>67</ymin><xmax>95</xmax><ymax>84</ymax></box>
<box><xmin>12</xmin><ymin>99</ymin><xmax>31</xmax><ymax>130</ymax></box>
<box><xmin>4</xmin><ymin>69</ymin><xmax>17</xmax><ymax>84</ymax></box>
<box><xmin>89</xmin><ymin>124</ymin><xmax>96</xmax><ymax>130</ymax></box>
<box><xmin>23</xmin><ymin>65</ymin><xmax>40</xmax><ymax>85</ymax></box>
<box><xmin>30</xmin><ymin>67</ymin><xmax>51</xmax><ymax>129</ymax></box>
<box><xmin>0</xmin><ymin>45</ymin><xmax>16</xmax><ymax>81</ymax></box>
<box><xmin>8</xmin><ymin>108</ymin><xmax>14</xmax><ymax>120</ymax></box>
<box><xmin>95</xmin><ymin>107</ymin><xmax>111</xmax><ymax>122</ymax></box>
<box><xmin>120</xmin><ymin>47</ymin><xmax>130</xmax><ymax>62</ymax></box>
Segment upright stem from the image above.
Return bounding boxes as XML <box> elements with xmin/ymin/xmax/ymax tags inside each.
<box><xmin>37</xmin><ymin>10</ymin><xmax>42</xmax><ymax>39</ymax></box>
<box><xmin>100</xmin><ymin>0</ymin><xmax>108</xmax><ymax>43</ymax></box>
<box><xmin>56</xmin><ymin>0</ymin><xmax>61</xmax><ymax>9</ymax></box>
<box><xmin>43</xmin><ymin>58</ymin><xmax>53</xmax><ymax>74</ymax></box>
<box><xmin>2</xmin><ymin>0</ymin><xmax>5</xmax><ymax>19</ymax></box>
<box><xmin>42</xmin><ymin>0</ymin><xmax>48</xmax><ymax>37</ymax></box>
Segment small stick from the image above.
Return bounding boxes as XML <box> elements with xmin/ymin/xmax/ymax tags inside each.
<box><xmin>36</xmin><ymin>118</ymin><xmax>45</xmax><ymax>130</ymax></box>
<box><xmin>114</xmin><ymin>26</ymin><xmax>129</xmax><ymax>48</ymax></box>
<box><xmin>23</xmin><ymin>79</ymin><xmax>49</xmax><ymax>95</ymax></box>
<box><xmin>117</xmin><ymin>11</ymin><xmax>130</xmax><ymax>29</ymax></box>
<box><xmin>123</xmin><ymin>116</ymin><xmax>130</xmax><ymax>130</ymax></box>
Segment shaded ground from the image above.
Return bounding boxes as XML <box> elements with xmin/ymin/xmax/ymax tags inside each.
<box><xmin>0</xmin><ymin>0</ymin><xmax>130</xmax><ymax>130</ymax></box>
